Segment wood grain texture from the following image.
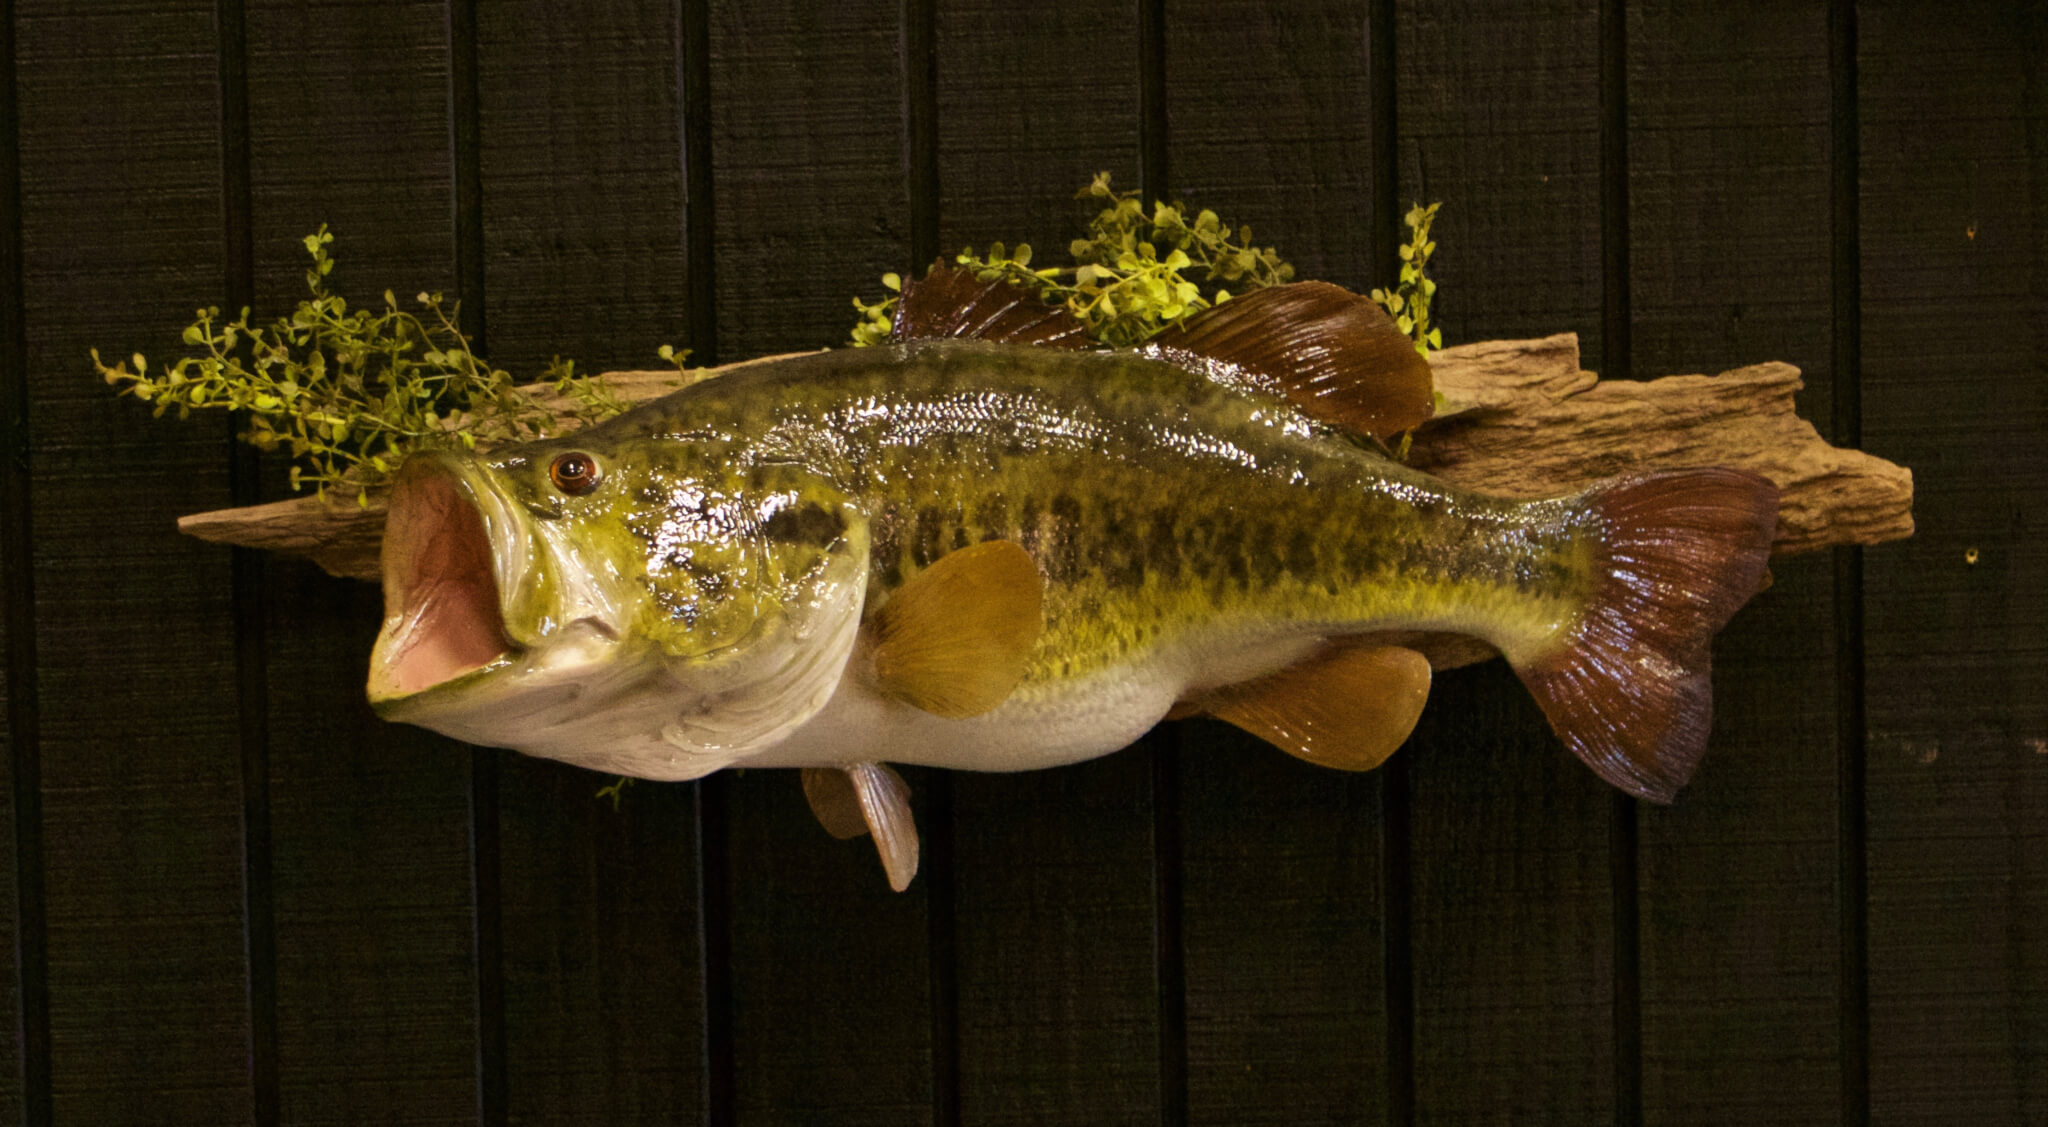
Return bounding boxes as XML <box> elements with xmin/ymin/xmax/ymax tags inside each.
<box><xmin>725</xmin><ymin>766</ymin><xmax>936</xmax><ymax>1125</ymax></box>
<box><xmin>952</xmin><ymin>749</ymin><xmax>1164</xmax><ymax>1124</ymax></box>
<box><xmin>477</xmin><ymin>0</ymin><xmax>690</xmax><ymax>380</ymax></box>
<box><xmin>472</xmin><ymin>4</ymin><xmax>707</xmax><ymax>1120</ymax></box>
<box><xmin>935</xmin><ymin>2</ymin><xmax>1166</xmax><ymax>1121</ymax></box>
<box><xmin>1859</xmin><ymin>3</ymin><xmax>2048</xmax><ymax>1123</ymax></box>
<box><xmin>711</xmin><ymin>0</ymin><xmax>910</xmax><ymax>356</ymax></box>
<box><xmin>708</xmin><ymin>2</ymin><xmax>936</xmax><ymax>1118</ymax></box>
<box><xmin>13</xmin><ymin>2</ymin><xmax>255</xmax><ymax>1119</ymax></box>
<box><xmin>1623</xmin><ymin>3</ymin><xmax>1843</xmax><ymax>1121</ymax></box>
<box><xmin>1166</xmin><ymin>7</ymin><xmax>1388</xmax><ymax>1120</ymax></box>
<box><xmin>0</xmin><ymin>544</ymin><xmax>19</xmax><ymax>1125</ymax></box>
<box><xmin>1395</xmin><ymin>2</ymin><xmax>1616</xmax><ymax>1121</ymax></box>
<box><xmin>244</xmin><ymin>1</ymin><xmax>482</xmax><ymax>1118</ymax></box>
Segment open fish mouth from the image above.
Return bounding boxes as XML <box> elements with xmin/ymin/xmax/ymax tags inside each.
<box><xmin>368</xmin><ymin>458</ymin><xmax>520</xmax><ymax>706</ymax></box>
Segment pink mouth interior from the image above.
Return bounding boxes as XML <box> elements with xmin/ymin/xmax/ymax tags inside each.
<box><xmin>380</xmin><ymin>473</ymin><xmax>513</xmax><ymax>695</ymax></box>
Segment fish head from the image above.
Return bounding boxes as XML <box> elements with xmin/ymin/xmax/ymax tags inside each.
<box><xmin>367</xmin><ymin>435</ymin><xmax>869</xmax><ymax>779</ymax></box>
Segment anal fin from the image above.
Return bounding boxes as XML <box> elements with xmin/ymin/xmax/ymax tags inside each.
<box><xmin>1193</xmin><ymin>643</ymin><xmax>1432</xmax><ymax>771</ymax></box>
<box><xmin>868</xmin><ymin>540</ymin><xmax>1044</xmax><ymax>718</ymax></box>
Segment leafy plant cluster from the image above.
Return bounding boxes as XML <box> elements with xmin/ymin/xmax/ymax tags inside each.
<box><xmin>853</xmin><ymin>172</ymin><xmax>1442</xmax><ymax>359</ymax></box>
<box><xmin>854</xmin><ymin>172</ymin><xmax>1300</xmax><ymax>349</ymax></box>
<box><xmin>98</xmin><ymin>181</ymin><xmax>1444</xmax><ymax>508</ymax></box>
<box><xmin>94</xmin><ymin>226</ymin><xmax>674</xmax><ymax>503</ymax></box>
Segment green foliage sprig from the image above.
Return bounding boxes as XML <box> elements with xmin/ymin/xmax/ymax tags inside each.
<box><xmin>853</xmin><ymin>172</ymin><xmax>1299</xmax><ymax>349</ymax></box>
<box><xmin>94</xmin><ymin>226</ymin><xmax>657</xmax><ymax>503</ymax></box>
<box><xmin>853</xmin><ymin>173</ymin><xmax>1445</xmax><ymax>369</ymax></box>
<box><xmin>1371</xmin><ymin>202</ymin><xmax>1443</xmax><ymax>355</ymax></box>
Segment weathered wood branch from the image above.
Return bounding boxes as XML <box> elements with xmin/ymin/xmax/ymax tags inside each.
<box><xmin>176</xmin><ymin>336</ymin><xmax>1915</xmax><ymax>642</ymax></box>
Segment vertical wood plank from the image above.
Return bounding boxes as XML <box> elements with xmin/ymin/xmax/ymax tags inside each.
<box><xmin>1625</xmin><ymin>3</ymin><xmax>1844</xmax><ymax>1122</ymax></box>
<box><xmin>471</xmin><ymin>4</ymin><xmax>706</xmax><ymax>1120</ymax></box>
<box><xmin>244</xmin><ymin>1</ymin><xmax>482</xmax><ymax>1118</ymax></box>
<box><xmin>1860</xmin><ymin>3</ymin><xmax>2048</xmax><ymax>1123</ymax></box>
<box><xmin>1395</xmin><ymin>2</ymin><xmax>1614</xmax><ymax>1119</ymax></box>
<box><xmin>1165</xmin><ymin>4</ymin><xmax>1389</xmax><ymax>1121</ymax></box>
<box><xmin>13</xmin><ymin>2</ymin><xmax>256</xmax><ymax>1120</ymax></box>
<box><xmin>0</xmin><ymin>0</ymin><xmax>32</xmax><ymax>1115</ymax></box>
<box><xmin>935</xmin><ymin>2</ymin><xmax>1160</xmax><ymax>1121</ymax></box>
<box><xmin>708</xmin><ymin>2</ymin><xmax>935</xmax><ymax>1121</ymax></box>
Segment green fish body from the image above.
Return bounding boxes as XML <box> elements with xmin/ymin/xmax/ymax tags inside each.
<box><xmin>369</xmin><ymin>277</ymin><xmax>1777</xmax><ymax>888</ymax></box>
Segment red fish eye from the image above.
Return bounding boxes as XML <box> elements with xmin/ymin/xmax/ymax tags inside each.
<box><xmin>549</xmin><ymin>452</ymin><xmax>601</xmax><ymax>494</ymax></box>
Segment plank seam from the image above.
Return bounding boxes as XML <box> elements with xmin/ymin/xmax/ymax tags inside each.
<box><xmin>922</xmin><ymin>772</ymin><xmax>960</xmax><ymax>1127</ymax></box>
<box><xmin>901</xmin><ymin>0</ymin><xmax>940</xmax><ymax>272</ymax></box>
<box><xmin>0</xmin><ymin>0</ymin><xmax>50</xmax><ymax>1116</ymax></box>
<box><xmin>446</xmin><ymin>2</ymin><xmax>507</xmax><ymax>1121</ymax></box>
<box><xmin>899</xmin><ymin>9</ymin><xmax>957</xmax><ymax>1119</ymax></box>
<box><xmin>215</xmin><ymin>0</ymin><xmax>278</xmax><ymax>1120</ymax></box>
<box><xmin>678</xmin><ymin>5</ymin><xmax>732</xmax><ymax>1122</ymax></box>
<box><xmin>1151</xmin><ymin>738</ymin><xmax>1188</xmax><ymax>1126</ymax></box>
<box><xmin>1598</xmin><ymin>0</ymin><xmax>1642</xmax><ymax>1122</ymax></box>
<box><xmin>1138</xmin><ymin>0</ymin><xmax>1167</xmax><ymax>205</ymax></box>
<box><xmin>1372</xmin><ymin>4</ymin><xmax>1414</xmax><ymax>1123</ymax></box>
<box><xmin>1828</xmin><ymin>0</ymin><xmax>1869</xmax><ymax>1122</ymax></box>
<box><xmin>680</xmin><ymin>0</ymin><xmax>717</xmax><ymax>368</ymax></box>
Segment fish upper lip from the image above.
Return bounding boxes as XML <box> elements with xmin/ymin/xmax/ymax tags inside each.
<box><xmin>367</xmin><ymin>453</ymin><xmax>523</xmax><ymax>704</ymax></box>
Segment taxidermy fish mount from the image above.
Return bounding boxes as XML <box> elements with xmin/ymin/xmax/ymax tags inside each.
<box><xmin>170</xmin><ymin>271</ymin><xmax>1911</xmax><ymax>892</ymax></box>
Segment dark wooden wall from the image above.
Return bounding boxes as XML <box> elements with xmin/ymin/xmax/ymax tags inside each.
<box><xmin>0</xmin><ymin>1</ymin><xmax>2041</xmax><ymax>1123</ymax></box>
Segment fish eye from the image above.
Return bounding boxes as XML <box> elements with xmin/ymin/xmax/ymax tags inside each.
<box><xmin>548</xmin><ymin>451</ymin><xmax>602</xmax><ymax>495</ymax></box>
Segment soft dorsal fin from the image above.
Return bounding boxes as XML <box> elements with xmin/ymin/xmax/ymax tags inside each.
<box><xmin>1140</xmin><ymin>282</ymin><xmax>1434</xmax><ymax>439</ymax></box>
<box><xmin>891</xmin><ymin>263</ymin><xmax>1091</xmax><ymax>348</ymax></box>
<box><xmin>801</xmin><ymin>764</ymin><xmax>920</xmax><ymax>891</ymax></box>
<box><xmin>867</xmin><ymin>540</ymin><xmax>1044</xmax><ymax>718</ymax></box>
<box><xmin>1193</xmin><ymin>643</ymin><xmax>1433</xmax><ymax>771</ymax></box>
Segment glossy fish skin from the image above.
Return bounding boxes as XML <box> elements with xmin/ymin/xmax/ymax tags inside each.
<box><xmin>371</xmin><ymin>337</ymin><xmax>1624</xmax><ymax>782</ymax></box>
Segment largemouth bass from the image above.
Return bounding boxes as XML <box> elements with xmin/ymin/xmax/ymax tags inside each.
<box><xmin>368</xmin><ymin>271</ymin><xmax>1777</xmax><ymax>889</ymax></box>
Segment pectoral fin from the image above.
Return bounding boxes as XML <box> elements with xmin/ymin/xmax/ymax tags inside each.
<box><xmin>1197</xmin><ymin>643</ymin><xmax>1433</xmax><ymax>771</ymax></box>
<box><xmin>868</xmin><ymin>540</ymin><xmax>1044</xmax><ymax>718</ymax></box>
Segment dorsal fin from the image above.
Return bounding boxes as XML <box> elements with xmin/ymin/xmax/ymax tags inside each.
<box><xmin>890</xmin><ymin>263</ymin><xmax>1091</xmax><ymax>348</ymax></box>
<box><xmin>1191</xmin><ymin>642</ymin><xmax>1433</xmax><ymax>771</ymax></box>
<box><xmin>1140</xmin><ymin>282</ymin><xmax>1434</xmax><ymax>439</ymax></box>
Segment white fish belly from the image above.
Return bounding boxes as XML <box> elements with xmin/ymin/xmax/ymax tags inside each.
<box><xmin>739</xmin><ymin>628</ymin><xmax>1326</xmax><ymax>773</ymax></box>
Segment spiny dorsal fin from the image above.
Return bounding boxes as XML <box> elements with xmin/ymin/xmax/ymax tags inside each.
<box><xmin>802</xmin><ymin>767</ymin><xmax>869</xmax><ymax>839</ymax></box>
<box><xmin>867</xmin><ymin>540</ymin><xmax>1044</xmax><ymax>718</ymax></box>
<box><xmin>1140</xmin><ymin>281</ymin><xmax>1434</xmax><ymax>439</ymax></box>
<box><xmin>1194</xmin><ymin>643</ymin><xmax>1433</xmax><ymax>771</ymax></box>
<box><xmin>891</xmin><ymin>263</ymin><xmax>1091</xmax><ymax>348</ymax></box>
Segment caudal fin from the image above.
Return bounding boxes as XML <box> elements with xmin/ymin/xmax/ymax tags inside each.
<box><xmin>1514</xmin><ymin>468</ymin><xmax>1779</xmax><ymax>803</ymax></box>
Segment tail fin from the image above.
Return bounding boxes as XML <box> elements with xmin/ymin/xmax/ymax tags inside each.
<box><xmin>1514</xmin><ymin>468</ymin><xmax>1779</xmax><ymax>803</ymax></box>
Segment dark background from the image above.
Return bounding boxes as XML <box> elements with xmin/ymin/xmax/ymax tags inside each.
<box><xmin>0</xmin><ymin>0</ymin><xmax>2043</xmax><ymax>1123</ymax></box>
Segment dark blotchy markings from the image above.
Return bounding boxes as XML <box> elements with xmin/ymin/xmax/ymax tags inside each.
<box><xmin>911</xmin><ymin>506</ymin><xmax>951</xmax><ymax>568</ymax></box>
<box><xmin>1144</xmin><ymin>509</ymin><xmax>1180</xmax><ymax>582</ymax></box>
<box><xmin>1046</xmin><ymin>495</ymin><xmax>1086</xmax><ymax>585</ymax></box>
<box><xmin>973</xmin><ymin>494</ymin><xmax>1009</xmax><ymax>542</ymax></box>
<box><xmin>871</xmin><ymin>505</ymin><xmax>905</xmax><ymax>586</ymax></box>
<box><xmin>1284</xmin><ymin>526</ymin><xmax>1318</xmax><ymax>578</ymax></box>
<box><xmin>762</xmin><ymin>501</ymin><xmax>846</xmax><ymax>547</ymax></box>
